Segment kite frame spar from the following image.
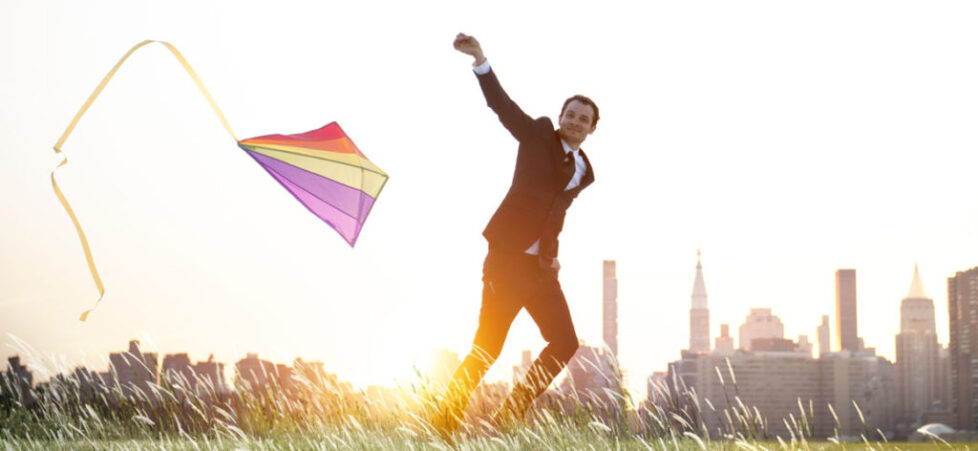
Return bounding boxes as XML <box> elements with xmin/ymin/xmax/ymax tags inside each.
<box><xmin>51</xmin><ymin>40</ymin><xmax>386</xmax><ymax>321</ymax></box>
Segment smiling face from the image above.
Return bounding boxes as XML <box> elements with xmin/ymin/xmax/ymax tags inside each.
<box><xmin>557</xmin><ymin>100</ymin><xmax>597</xmax><ymax>148</ymax></box>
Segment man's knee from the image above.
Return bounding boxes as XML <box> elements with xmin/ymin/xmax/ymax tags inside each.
<box><xmin>552</xmin><ymin>333</ymin><xmax>580</xmax><ymax>362</ymax></box>
<box><xmin>468</xmin><ymin>343</ymin><xmax>503</xmax><ymax>366</ymax></box>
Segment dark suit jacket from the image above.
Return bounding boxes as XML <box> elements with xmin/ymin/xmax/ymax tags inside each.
<box><xmin>476</xmin><ymin>68</ymin><xmax>594</xmax><ymax>261</ymax></box>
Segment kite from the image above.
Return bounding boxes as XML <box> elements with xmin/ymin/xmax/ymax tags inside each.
<box><xmin>51</xmin><ymin>40</ymin><xmax>388</xmax><ymax>321</ymax></box>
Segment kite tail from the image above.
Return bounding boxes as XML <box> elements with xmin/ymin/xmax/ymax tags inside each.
<box><xmin>50</xmin><ymin>158</ymin><xmax>104</xmax><ymax>322</ymax></box>
<box><xmin>52</xmin><ymin>40</ymin><xmax>239</xmax><ymax>321</ymax></box>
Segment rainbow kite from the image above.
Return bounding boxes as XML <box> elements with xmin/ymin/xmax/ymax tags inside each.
<box><xmin>239</xmin><ymin>123</ymin><xmax>387</xmax><ymax>246</ymax></box>
<box><xmin>52</xmin><ymin>40</ymin><xmax>388</xmax><ymax>321</ymax></box>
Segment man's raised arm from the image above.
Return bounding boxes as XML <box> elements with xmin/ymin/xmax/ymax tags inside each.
<box><xmin>454</xmin><ymin>33</ymin><xmax>535</xmax><ymax>142</ymax></box>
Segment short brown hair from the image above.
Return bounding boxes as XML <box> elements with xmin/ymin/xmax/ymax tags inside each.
<box><xmin>560</xmin><ymin>95</ymin><xmax>600</xmax><ymax>127</ymax></box>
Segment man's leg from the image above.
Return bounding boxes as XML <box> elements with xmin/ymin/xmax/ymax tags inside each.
<box><xmin>437</xmin><ymin>273</ymin><xmax>522</xmax><ymax>432</ymax></box>
<box><xmin>497</xmin><ymin>276</ymin><xmax>579</xmax><ymax>420</ymax></box>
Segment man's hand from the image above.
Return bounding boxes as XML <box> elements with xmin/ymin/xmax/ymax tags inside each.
<box><xmin>454</xmin><ymin>33</ymin><xmax>486</xmax><ymax>66</ymax></box>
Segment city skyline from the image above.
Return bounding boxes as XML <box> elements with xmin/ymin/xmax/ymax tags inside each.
<box><xmin>655</xmin><ymin>262</ymin><xmax>966</xmax><ymax>438</ymax></box>
<box><xmin>7</xmin><ymin>262</ymin><xmax>970</xmax><ymax>437</ymax></box>
<box><xmin>2</xmin><ymin>0</ymin><xmax>977</xmax><ymax>403</ymax></box>
<box><xmin>4</xmin><ymin>256</ymin><xmax>973</xmax><ymax>403</ymax></box>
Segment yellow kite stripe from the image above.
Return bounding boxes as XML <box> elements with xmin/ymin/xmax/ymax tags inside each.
<box><xmin>241</xmin><ymin>142</ymin><xmax>387</xmax><ymax>176</ymax></box>
<box><xmin>246</xmin><ymin>146</ymin><xmax>387</xmax><ymax>198</ymax></box>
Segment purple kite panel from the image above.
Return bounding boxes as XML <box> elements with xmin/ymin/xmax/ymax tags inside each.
<box><xmin>246</xmin><ymin>150</ymin><xmax>375</xmax><ymax>221</ymax></box>
<box><xmin>261</xmin><ymin>164</ymin><xmax>364</xmax><ymax>246</ymax></box>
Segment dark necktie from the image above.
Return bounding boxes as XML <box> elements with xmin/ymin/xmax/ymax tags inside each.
<box><xmin>562</xmin><ymin>151</ymin><xmax>576</xmax><ymax>181</ymax></box>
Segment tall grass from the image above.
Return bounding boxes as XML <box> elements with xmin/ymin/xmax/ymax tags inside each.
<box><xmin>0</xmin><ymin>341</ymin><xmax>952</xmax><ymax>450</ymax></box>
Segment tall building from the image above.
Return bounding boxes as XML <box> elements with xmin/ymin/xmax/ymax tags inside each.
<box><xmin>646</xmin><ymin>371</ymin><xmax>668</xmax><ymax>405</ymax></box>
<box><xmin>817</xmin><ymin>315</ymin><xmax>831</xmax><ymax>357</ymax></box>
<box><xmin>1</xmin><ymin>356</ymin><xmax>33</xmax><ymax>407</ymax></box>
<box><xmin>235</xmin><ymin>353</ymin><xmax>292</xmax><ymax>394</ymax></box>
<box><xmin>948</xmin><ymin>266</ymin><xmax>978</xmax><ymax>431</ymax></box>
<box><xmin>192</xmin><ymin>354</ymin><xmax>227</xmax><ymax>396</ymax></box>
<box><xmin>797</xmin><ymin>335</ymin><xmax>813</xmax><ymax>357</ymax></box>
<box><xmin>894</xmin><ymin>264</ymin><xmax>941</xmax><ymax>428</ymax></box>
<box><xmin>603</xmin><ymin>260</ymin><xmax>618</xmax><ymax>356</ymax></box>
<box><xmin>109</xmin><ymin>340</ymin><xmax>159</xmax><ymax>400</ymax></box>
<box><xmin>561</xmin><ymin>344</ymin><xmax>625</xmax><ymax>420</ymax></box>
<box><xmin>714</xmin><ymin>324</ymin><xmax>735</xmax><ymax>355</ymax></box>
<box><xmin>820</xmin><ymin>352</ymin><xmax>896</xmax><ymax>438</ymax></box>
<box><xmin>689</xmin><ymin>249</ymin><xmax>710</xmax><ymax>353</ymax></box>
<box><xmin>561</xmin><ymin>345</ymin><xmax>622</xmax><ymax>396</ymax></box>
<box><xmin>936</xmin><ymin>345</ymin><xmax>952</xmax><ymax>419</ymax></box>
<box><xmin>660</xmin><ymin>349</ymin><xmax>895</xmax><ymax>439</ymax></box>
<box><xmin>835</xmin><ymin>269</ymin><xmax>859</xmax><ymax>352</ymax></box>
<box><xmin>738</xmin><ymin>308</ymin><xmax>784</xmax><ymax>351</ymax></box>
<box><xmin>161</xmin><ymin>353</ymin><xmax>194</xmax><ymax>386</ymax></box>
<box><xmin>161</xmin><ymin>353</ymin><xmax>227</xmax><ymax>399</ymax></box>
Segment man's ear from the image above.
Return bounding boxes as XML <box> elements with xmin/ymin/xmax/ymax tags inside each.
<box><xmin>588</xmin><ymin>125</ymin><xmax>596</xmax><ymax>135</ymax></box>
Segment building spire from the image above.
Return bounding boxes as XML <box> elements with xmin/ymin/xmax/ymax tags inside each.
<box><xmin>691</xmin><ymin>247</ymin><xmax>708</xmax><ymax>309</ymax></box>
<box><xmin>689</xmin><ymin>247</ymin><xmax>711</xmax><ymax>353</ymax></box>
<box><xmin>905</xmin><ymin>263</ymin><xmax>929</xmax><ymax>299</ymax></box>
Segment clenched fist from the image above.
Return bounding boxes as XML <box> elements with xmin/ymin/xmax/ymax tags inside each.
<box><xmin>454</xmin><ymin>33</ymin><xmax>486</xmax><ymax>66</ymax></box>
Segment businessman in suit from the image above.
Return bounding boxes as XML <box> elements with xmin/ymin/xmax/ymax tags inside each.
<box><xmin>435</xmin><ymin>33</ymin><xmax>598</xmax><ymax>434</ymax></box>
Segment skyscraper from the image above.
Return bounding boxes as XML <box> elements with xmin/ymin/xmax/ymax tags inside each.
<box><xmin>835</xmin><ymin>269</ymin><xmax>859</xmax><ymax>352</ymax></box>
<box><xmin>109</xmin><ymin>340</ymin><xmax>159</xmax><ymax>400</ymax></box>
<box><xmin>948</xmin><ymin>266</ymin><xmax>978</xmax><ymax>430</ymax></box>
<box><xmin>603</xmin><ymin>260</ymin><xmax>618</xmax><ymax>356</ymax></box>
<box><xmin>895</xmin><ymin>264</ymin><xmax>940</xmax><ymax>427</ymax></box>
<box><xmin>817</xmin><ymin>315</ymin><xmax>831</xmax><ymax>357</ymax></box>
<box><xmin>738</xmin><ymin>308</ymin><xmax>784</xmax><ymax>351</ymax></box>
<box><xmin>689</xmin><ymin>249</ymin><xmax>710</xmax><ymax>353</ymax></box>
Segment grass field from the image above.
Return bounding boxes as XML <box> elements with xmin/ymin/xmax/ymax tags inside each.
<box><xmin>1</xmin><ymin>346</ymin><xmax>969</xmax><ymax>450</ymax></box>
<box><xmin>1</xmin><ymin>432</ymin><xmax>973</xmax><ymax>450</ymax></box>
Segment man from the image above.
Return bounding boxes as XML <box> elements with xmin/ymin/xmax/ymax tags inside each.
<box><xmin>436</xmin><ymin>33</ymin><xmax>598</xmax><ymax>434</ymax></box>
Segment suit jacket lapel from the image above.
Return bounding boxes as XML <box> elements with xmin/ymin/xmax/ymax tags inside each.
<box><xmin>551</xmin><ymin>130</ymin><xmax>595</xmax><ymax>192</ymax></box>
<box><xmin>577</xmin><ymin>149</ymin><xmax>595</xmax><ymax>190</ymax></box>
<box><xmin>552</xmin><ymin>131</ymin><xmax>575</xmax><ymax>188</ymax></box>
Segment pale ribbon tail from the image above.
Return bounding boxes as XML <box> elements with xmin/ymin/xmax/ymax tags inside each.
<box><xmin>52</xmin><ymin>40</ymin><xmax>239</xmax><ymax>321</ymax></box>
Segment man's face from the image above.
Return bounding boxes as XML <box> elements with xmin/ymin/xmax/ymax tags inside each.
<box><xmin>558</xmin><ymin>100</ymin><xmax>596</xmax><ymax>146</ymax></box>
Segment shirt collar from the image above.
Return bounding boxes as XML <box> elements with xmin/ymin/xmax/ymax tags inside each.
<box><xmin>560</xmin><ymin>140</ymin><xmax>579</xmax><ymax>155</ymax></box>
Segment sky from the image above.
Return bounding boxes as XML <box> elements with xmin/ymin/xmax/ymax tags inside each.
<box><xmin>1</xmin><ymin>0</ymin><xmax>977</xmax><ymax>401</ymax></box>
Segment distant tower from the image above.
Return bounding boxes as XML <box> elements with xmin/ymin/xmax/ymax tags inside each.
<box><xmin>714</xmin><ymin>324</ymin><xmax>734</xmax><ymax>355</ymax></box>
<box><xmin>738</xmin><ymin>308</ymin><xmax>785</xmax><ymax>351</ymax></box>
<box><xmin>817</xmin><ymin>315</ymin><xmax>831</xmax><ymax>357</ymax></box>
<box><xmin>797</xmin><ymin>335</ymin><xmax>813</xmax><ymax>357</ymax></box>
<box><xmin>835</xmin><ymin>269</ymin><xmax>859</xmax><ymax>352</ymax></box>
<box><xmin>689</xmin><ymin>249</ymin><xmax>710</xmax><ymax>353</ymax></box>
<box><xmin>895</xmin><ymin>264</ymin><xmax>940</xmax><ymax>427</ymax></box>
<box><xmin>603</xmin><ymin>260</ymin><xmax>618</xmax><ymax>356</ymax></box>
<box><xmin>948</xmin><ymin>266</ymin><xmax>978</xmax><ymax>431</ymax></box>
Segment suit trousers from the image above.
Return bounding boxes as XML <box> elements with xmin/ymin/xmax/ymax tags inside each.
<box><xmin>445</xmin><ymin>248</ymin><xmax>580</xmax><ymax>418</ymax></box>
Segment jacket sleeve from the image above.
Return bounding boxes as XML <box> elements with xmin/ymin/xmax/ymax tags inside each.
<box><xmin>476</xmin><ymin>68</ymin><xmax>536</xmax><ymax>142</ymax></box>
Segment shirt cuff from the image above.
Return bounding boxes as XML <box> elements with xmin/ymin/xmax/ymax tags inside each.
<box><xmin>472</xmin><ymin>59</ymin><xmax>491</xmax><ymax>75</ymax></box>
